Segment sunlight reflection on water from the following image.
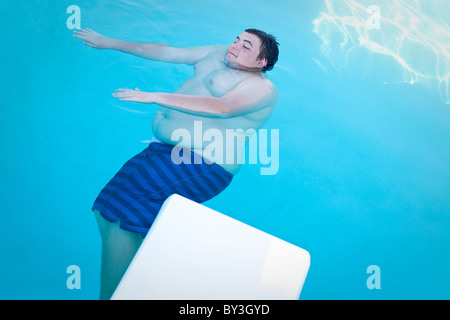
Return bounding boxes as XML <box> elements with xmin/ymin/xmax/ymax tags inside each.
<box><xmin>312</xmin><ymin>0</ymin><xmax>449</xmax><ymax>104</ymax></box>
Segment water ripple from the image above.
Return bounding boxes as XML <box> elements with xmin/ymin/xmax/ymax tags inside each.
<box><xmin>313</xmin><ymin>0</ymin><xmax>449</xmax><ymax>104</ymax></box>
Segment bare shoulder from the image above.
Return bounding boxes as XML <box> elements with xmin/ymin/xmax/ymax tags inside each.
<box><xmin>244</xmin><ymin>76</ymin><xmax>277</xmax><ymax>106</ymax></box>
<box><xmin>200</xmin><ymin>45</ymin><xmax>227</xmax><ymax>60</ymax></box>
<box><xmin>168</xmin><ymin>44</ymin><xmax>225</xmax><ymax>65</ymax></box>
<box><xmin>247</xmin><ymin>74</ymin><xmax>274</xmax><ymax>93</ymax></box>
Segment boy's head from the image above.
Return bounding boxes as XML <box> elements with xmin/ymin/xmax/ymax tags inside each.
<box><xmin>226</xmin><ymin>29</ymin><xmax>279</xmax><ymax>72</ymax></box>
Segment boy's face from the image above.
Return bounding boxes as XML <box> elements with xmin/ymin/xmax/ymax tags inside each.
<box><xmin>226</xmin><ymin>32</ymin><xmax>267</xmax><ymax>70</ymax></box>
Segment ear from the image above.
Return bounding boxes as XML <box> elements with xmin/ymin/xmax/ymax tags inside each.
<box><xmin>256</xmin><ymin>58</ymin><xmax>268</xmax><ymax>69</ymax></box>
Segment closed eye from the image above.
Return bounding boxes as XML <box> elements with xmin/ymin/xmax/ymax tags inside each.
<box><xmin>234</xmin><ymin>36</ymin><xmax>252</xmax><ymax>50</ymax></box>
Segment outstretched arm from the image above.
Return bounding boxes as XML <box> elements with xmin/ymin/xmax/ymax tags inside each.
<box><xmin>73</xmin><ymin>28</ymin><xmax>222</xmax><ymax>64</ymax></box>
<box><xmin>112</xmin><ymin>77</ymin><xmax>275</xmax><ymax>118</ymax></box>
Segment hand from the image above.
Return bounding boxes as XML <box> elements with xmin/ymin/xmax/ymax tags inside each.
<box><xmin>73</xmin><ymin>28</ymin><xmax>111</xmax><ymax>49</ymax></box>
<box><xmin>112</xmin><ymin>88</ymin><xmax>154</xmax><ymax>103</ymax></box>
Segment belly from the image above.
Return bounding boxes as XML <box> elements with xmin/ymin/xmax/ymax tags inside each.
<box><xmin>153</xmin><ymin>108</ymin><xmax>203</xmax><ymax>145</ymax></box>
<box><xmin>151</xmin><ymin>108</ymin><xmax>249</xmax><ymax>175</ymax></box>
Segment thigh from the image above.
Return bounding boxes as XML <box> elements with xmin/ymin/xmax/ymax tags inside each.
<box><xmin>94</xmin><ymin>209</ymin><xmax>143</xmax><ymax>244</ymax></box>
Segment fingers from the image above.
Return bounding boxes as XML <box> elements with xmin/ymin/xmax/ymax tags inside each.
<box><xmin>73</xmin><ymin>29</ymin><xmax>88</xmax><ymax>40</ymax></box>
<box><xmin>112</xmin><ymin>92</ymin><xmax>128</xmax><ymax>98</ymax></box>
<box><xmin>112</xmin><ymin>89</ymin><xmax>146</xmax><ymax>102</ymax></box>
<box><xmin>73</xmin><ymin>27</ymin><xmax>92</xmax><ymax>34</ymax></box>
<box><xmin>73</xmin><ymin>28</ymin><xmax>87</xmax><ymax>36</ymax></box>
<box><xmin>73</xmin><ymin>27</ymin><xmax>95</xmax><ymax>39</ymax></box>
<box><xmin>112</xmin><ymin>89</ymin><xmax>134</xmax><ymax>99</ymax></box>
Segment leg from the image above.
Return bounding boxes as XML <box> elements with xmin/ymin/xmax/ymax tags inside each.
<box><xmin>94</xmin><ymin>210</ymin><xmax>143</xmax><ymax>300</ymax></box>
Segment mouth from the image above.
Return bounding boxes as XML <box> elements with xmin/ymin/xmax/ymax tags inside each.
<box><xmin>227</xmin><ymin>51</ymin><xmax>237</xmax><ymax>57</ymax></box>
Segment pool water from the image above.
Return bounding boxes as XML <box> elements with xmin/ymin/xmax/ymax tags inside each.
<box><xmin>1</xmin><ymin>0</ymin><xmax>449</xmax><ymax>299</ymax></box>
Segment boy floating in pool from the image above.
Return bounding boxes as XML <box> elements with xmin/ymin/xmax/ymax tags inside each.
<box><xmin>74</xmin><ymin>27</ymin><xmax>279</xmax><ymax>299</ymax></box>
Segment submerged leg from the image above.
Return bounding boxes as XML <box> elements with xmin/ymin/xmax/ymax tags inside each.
<box><xmin>94</xmin><ymin>210</ymin><xmax>143</xmax><ymax>300</ymax></box>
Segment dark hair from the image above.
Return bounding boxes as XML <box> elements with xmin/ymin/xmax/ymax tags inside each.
<box><xmin>245</xmin><ymin>28</ymin><xmax>279</xmax><ymax>72</ymax></box>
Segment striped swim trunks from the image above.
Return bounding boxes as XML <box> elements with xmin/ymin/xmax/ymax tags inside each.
<box><xmin>92</xmin><ymin>141</ymin><xmax>233</xmax><ymax>234</ymax></box>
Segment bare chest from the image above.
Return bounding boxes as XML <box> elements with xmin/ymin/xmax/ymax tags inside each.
<box><xmin>193</xmin><ymin>53</ymin><xmax>248</xmax><ymax>97</ymax></box>
<box><xmin>204</xmin><ymin>69</ymin><xmax>247</xmax><ymax>97</ymax></box>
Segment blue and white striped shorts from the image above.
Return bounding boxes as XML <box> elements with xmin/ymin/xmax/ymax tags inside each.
<box><xmin>92</xmin><ymin>141</ymin><xmax>233</xmax><ymax>234</ymax></box>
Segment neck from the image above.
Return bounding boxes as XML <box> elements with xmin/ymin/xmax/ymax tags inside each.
<box><xmin>223</xmin><ymin>56</ymin><xmax>264</xmax><ymax>73</ymax></box>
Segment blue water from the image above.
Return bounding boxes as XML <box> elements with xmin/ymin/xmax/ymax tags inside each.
<box><xmin>1</xmin><ymin>0</ymin><xmax>449</xmax><ymax>299</ymax></box>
